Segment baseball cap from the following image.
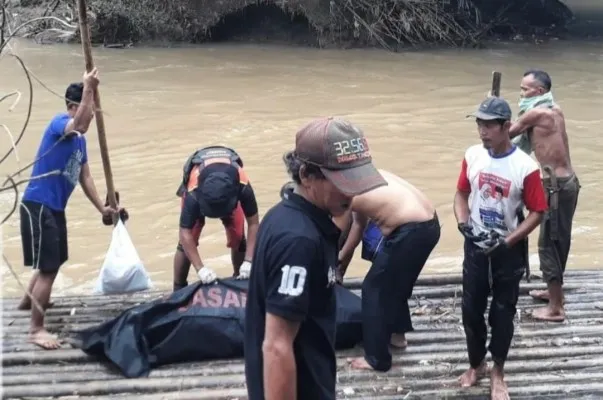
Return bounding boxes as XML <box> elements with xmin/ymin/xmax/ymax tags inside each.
<box><xmin>194</xmin><ymin>164</ymin><xmax>239</xmax><ymax>218</ymax></box>
<box><xmin>294</xmin><ymin>117</ymin><xmax>387</xmax><ymax>196</ymax></box>
<box><xmin>467</xmin><ymin>97</ymin><xmax>512</xmax><ymax>121</ymax></box>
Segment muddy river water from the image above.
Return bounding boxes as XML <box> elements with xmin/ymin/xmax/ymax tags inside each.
<box><xmin>1</xmin><ymin>13</ymin><xmax>603</xmax><ymax>296</ymax></box>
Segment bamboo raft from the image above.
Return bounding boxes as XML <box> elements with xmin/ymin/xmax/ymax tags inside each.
<box><xmin>2</xmin><ymin>270</ymin><xmax>603</xmax><ymax>399</ymax></box>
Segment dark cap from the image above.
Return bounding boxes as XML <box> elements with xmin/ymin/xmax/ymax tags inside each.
<box><xmin>467</xmin><ymin>97</ymin><xmax>512</xmax><ymax>121</ymax></box>
<box><xmin>195</xmin><ymin>165</ymin><xmax>239</xmax><ymax>218</ymax></box>
<box><xmin>294</xmin><ymin>117</ymin><xmax>387</xmax><ymax>196</ymax></box>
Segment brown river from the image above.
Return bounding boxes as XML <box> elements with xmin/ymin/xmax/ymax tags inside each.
<box><xmin>1</xmin><ymin>12</ymin><xmax>603</xmax><ymax>297</ymax></box>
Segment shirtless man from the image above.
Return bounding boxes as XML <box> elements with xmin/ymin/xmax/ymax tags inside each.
<box><xmin>338</xmin><ymin>169</ymin><xmax>440</xmax><ymax>372</ymax></box>
<box><xmin>509</xmin><ymin>70</ymin><xmax>580</xmax><ymax>322</ymax></box>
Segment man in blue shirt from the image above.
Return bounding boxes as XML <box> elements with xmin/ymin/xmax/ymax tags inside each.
<box><xmin>18</xmin><ymin>68</ymin><xmax>119</xmax><ymax>350</ymax></box>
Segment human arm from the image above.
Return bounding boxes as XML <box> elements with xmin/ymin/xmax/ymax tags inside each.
<box><xmin>453</xmin><ymin>159</ymin><xmax>472</xmax><ymax>224</ymax></box>
<box><xmin>338</xmin><ymin>211</ymin><xmax>368</xmax><ymax>275</ymax></box>
<box><xmin>509</xmin><ymin>108</ymin><xmax>543</xmax><ymax>139</ymax></box>
<box><xmin>78</xmin><ymin>162</ymin><xmax>106</xmax><ymax>214</ymax></box>
<box><xmin>178</xmin><ymin>195</ymin><xmax>205</xmax><ymax>273</ymax></box>
<box><xmin>63</xmin><ymin>69</ymin><xmax>100</xmax><ymax>137</ymax></box>
<box><xmin>263</xmin><ymin>237</ymin><xmax>319</xmax><ymax>399</ymax></box>
<box><xmin>504</xmin><ymin>170</ymin><xmax>547</xmax><ymax>246</ymax></box>
<box><xmin>240</xmin><ymin>183</ymin><xmax>260</xmax><ymax>262</ymax></box>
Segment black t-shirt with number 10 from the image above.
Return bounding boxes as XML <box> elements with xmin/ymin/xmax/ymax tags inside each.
<box><xmin>244</xmin><ymin>192</ymin><xmax>340</xmax><ymax>400</ymax></box>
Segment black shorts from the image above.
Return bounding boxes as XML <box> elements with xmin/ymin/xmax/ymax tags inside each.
<box><xmin>19</xmin><ymin>200</ymin><xmax>68</xmax><ymax>273</ymax></box>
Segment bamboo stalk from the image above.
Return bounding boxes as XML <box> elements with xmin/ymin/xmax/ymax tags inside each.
<box><xmin>73</xmin><ymin>0</ymin><xmax>119</xmax><ymax>224</ymax></box>
<box><xmin>5</xmin><ymin>305</ymin><xmax>603</xmax><ymax>330</ymax></box>
<box><xmin>3</xmin><ymin>324</ymin><xmax>603</xmax><ymax>367</ymax></box>
<box><xmin>6</xmin><ymin>335</ymin><xmax>603</xmax><ymax>378</ymax></box>
<box><xmin>4</xmin><ymin>357</ymin><xmax>603</xmax><ymax>398</ymax></box>
<box><xmin>3</xmin><ymin>290</ymin><xmax>603</xmax><ymax>318</ymax></box>
<box><xmin>4</xmin><ymin>344</ymin><xmax>603</xmax><ymax>386</ymax></box>
<box><xmin>1</xmin><ymin>269</ymin><xmax>600</xmax><ymax>307</ymax></box>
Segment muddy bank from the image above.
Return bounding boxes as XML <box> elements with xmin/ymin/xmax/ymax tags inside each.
<box><xmin>5</xmin><ymin>0</ymin><xmax>576</xmax><ymax>49</ymax></box>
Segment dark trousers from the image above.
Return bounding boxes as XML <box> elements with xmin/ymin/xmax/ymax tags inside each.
<box><xmin>539</xmin><ymin>174</ymin><xmax>580</xmax><ymax>285</ymax></box>
<box><xmin>462</xmin><ymin>239</ymin><xmax>524</xmax><ymax>369</ymax></box>
<box><xmin>362</xmin><ymin>214</ymin><xmax>441</xmax><ymax>372</ymax></box>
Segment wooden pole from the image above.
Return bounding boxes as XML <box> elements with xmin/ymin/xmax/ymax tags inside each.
<box><xmin>76</xmin><ymin>0</ymin><xmax>118</xmax><ymax>225</ymax></box>
<box><xmin>490</xmin><ymin>71</ymin><xmax>531</xmax><ymax>282</ymax></box>
<box><xmin>491</xmin><ymin>71</ymin><xmax>502</xmax><ymax>97</ymax></box>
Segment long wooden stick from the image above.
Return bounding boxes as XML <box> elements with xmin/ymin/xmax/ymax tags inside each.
<box><xmin>76</xmin><ymin>0</ymin><xmax>118</xmax><ymax>223</ymax></box>
<box><xmin>491</xmin><ymin>70</ymin><xmax>531</xmax><ymax>282</ymax></box>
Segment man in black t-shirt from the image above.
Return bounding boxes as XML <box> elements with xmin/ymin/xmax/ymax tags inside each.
<box><xmin>244</xmin><ymin>117</ymin><xmax>387</xmax><ymax>400</ymax></box>
<box><xmin>173</xmin><ymin>146</ymin><xmax>260</xmax><ymax>290</ymax></box>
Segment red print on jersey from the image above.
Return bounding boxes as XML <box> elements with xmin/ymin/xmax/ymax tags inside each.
<box><xmin>478</xmin><ymin>172</ymin><xmax>511</xmax><ymax>199</ymax></box>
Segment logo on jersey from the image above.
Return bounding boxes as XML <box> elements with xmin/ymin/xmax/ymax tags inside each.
<box><xmin>478</xmin><ymin>172</ymin><xmax>511</xmax><ymax>231</ymax></box>
<box><xmin>327</xmin><ymin>265</ymin><xmax>337</xmax><ymax>288</ymax></box>
<box><xmin>277</xmin><ymin>265</ymin><xmax>307</xmax><ymax>297</ymax></box>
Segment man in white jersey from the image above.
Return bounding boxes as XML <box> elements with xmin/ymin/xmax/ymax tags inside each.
<box><xmin>454</xmin><ymin>97</ymin><xmax>547</xmax><ymax>400</ymax></box>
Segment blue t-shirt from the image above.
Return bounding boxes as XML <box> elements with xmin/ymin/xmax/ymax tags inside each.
<box><xmin>22</xmin><ymin>113</ymin><xmax>88</xmax><ymax>211</ymax></box>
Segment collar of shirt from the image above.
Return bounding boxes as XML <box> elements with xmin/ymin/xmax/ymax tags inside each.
<box><xmin>284</xmin><ymin>192</ymin><xmax>341</xmax><ymax>241</ymax></box>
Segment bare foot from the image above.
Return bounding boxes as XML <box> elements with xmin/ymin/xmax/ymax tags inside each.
<box><xmin>17</xmin><ymin>300</ymin><xmax>54</xmax><ymax>311</ymax></box>
<box><xmin>490</xmin><ymin>369</ymin><xmax>510</xmax><ymax>400</ymax></box>
<box><xmin>529</xmin><ymin>290</ymin><xmax>565</xmax><ymax>304</ymax></box>
<box><xmin>348</xmin><ymin>357</ymin><xmax>373</xmax><ymax>370</ymax></box>
<box><xmin>531</xmin><ymin>306</ymin><xmax>565</xmax><ymax>322</ymax></box>
<box><xmin>458</xmin><ymin>362</ymin><xmax>488</xmax><ymax>387</ymax></box>
<box><xmin>529</xmin><ymin>289</ymin><xmax>550</xmax><ymax>301</ymax></box>
<box><xmin>28</xmin><ymin>329</ymin><xmax>62</xmax><ymax>350</ymax></box>
<box><xmin>390</xmin><ymin>333</ymin><xmax>407</xmax><ymax>349</ymax></box>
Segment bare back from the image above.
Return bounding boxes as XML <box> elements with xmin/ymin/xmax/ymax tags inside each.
<box><xmin>530</xmin><ymin>106</ymin><xmax>574</xmax><ymax>178</ymax></box>
<box><xmin>352</xmin><ymin>169</ymin><xmax>435</xmax><ymax>236</ymax></box>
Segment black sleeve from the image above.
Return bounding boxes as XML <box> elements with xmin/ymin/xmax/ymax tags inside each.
<box><xmin>179</xmin><ymin>194</ymin><xmax>203</xmax><ymax>229</ymax></box>
<box><xmin>239</xmin><ymin>183</ymin><xmax>259</xmax><ymax>217</ymax></box>
<box><xmin>265</xmin><ymin>236</ymin><xmax>319</xmax><ymax>322</ymax></box>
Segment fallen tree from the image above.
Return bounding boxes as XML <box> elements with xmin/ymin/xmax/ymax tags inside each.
<box><xmin>3</xmin><ymin>0</ymin><xmax>575</xmax><ymax>49</ymax></box>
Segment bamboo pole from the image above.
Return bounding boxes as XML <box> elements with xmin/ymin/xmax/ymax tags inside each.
<box><xmin>5</xmin><ymin>304</ymin><xmax>603</xmax><ymax>330</ymax></box>
<box><xmin>5</xmin><ymin>344</ymin><xmax>603</xmax><ymax>386</ymax></box>
<box><xmin>5</xmin><ymin>334</ymin><xmax>603</xmax><ymax>378</ymax></box>
<box><xmin>4</xmin><ymin>357</ymin><xmax>603</xmax><ymax>398</ymax></box>
<box><xmin>3</xmin><ymin>323</ymin><xmax>603</xmax><ymax>367</ymax></box>
<box><xmin>76</xmin><ymin>0</ymin><xmax>118</xmax><ymax>223</ymax></box>
<box><xmin>1</xmin><ymin>270</ymin><xmax>600</xmax><ymax>306</ymax></box>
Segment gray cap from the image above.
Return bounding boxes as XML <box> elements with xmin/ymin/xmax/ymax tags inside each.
<box><xmin>467</xmin><ymin>97</ymin><xmax>512</xmax><ymax>121</ymax></box>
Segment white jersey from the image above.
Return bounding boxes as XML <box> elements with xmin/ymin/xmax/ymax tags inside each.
<box><xmin>457</xmin><ymin>144</ymin><xmax>547</xmax><ymax>248</ymax></box>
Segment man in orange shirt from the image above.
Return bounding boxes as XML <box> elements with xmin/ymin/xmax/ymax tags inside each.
<box><xmin>172</xmin><ymin>146</ymin><xmax>260</xmax><ymax>290</ymax></box>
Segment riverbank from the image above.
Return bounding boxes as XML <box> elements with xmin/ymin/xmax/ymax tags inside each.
<box><xmin>3</xmin><ymin>0</ymin><xmax>578</xmax><ymax>50</ymax></box>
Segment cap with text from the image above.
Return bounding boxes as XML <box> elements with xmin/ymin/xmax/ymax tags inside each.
<box><xmin>294</xmin><ymin>117</ymin><xmax>387</xmax><ymax>195</ymax></box>
<box><xmin>467</xmin><ymin>97</ymin><xmax>512</xmax><ymax>121</ymax></box>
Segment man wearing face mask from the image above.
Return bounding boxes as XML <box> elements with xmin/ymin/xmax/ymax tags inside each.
<box><xmin>245</xmin><ymin>117</ymin><xmax>386</xmax><ymax>400</ymax></box>
<box><xmin>509</xmin><ymin>70</ymin><xmax>580</xmax><ymax>322</ymax></box>
<box><xmin>337</xmin><ymin>169</ymin><xmax>440</xmax><ymax>372</ymax></box>
<box><xmin>454</xmin><ymin>97</ymin><xmax>547</xmax><ymax>400</ymax></box>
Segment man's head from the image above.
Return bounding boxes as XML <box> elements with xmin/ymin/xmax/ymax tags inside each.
<box><xmin>467</xmin><ymin>97</ymin><xmax>512</xmax><ymax>150</ymax></box>
<box><xmin>520</xmin><ymin>69</ymin><xmax>552</xmax><ymax>98</ymax></box>
<box><xmin>65</xmin><ymin>83</ymin><xmax>84</xmax><ymax>115</ymax></box>
<box><xmin>283</xmin><ymin>117</ymin><xmax>386</xmax><ymax>217</ymax></box>
<box><xmin>193</xmin><ymin>164</ymin><xmax>240</xmax><ymax>218</ymax></box>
